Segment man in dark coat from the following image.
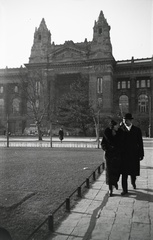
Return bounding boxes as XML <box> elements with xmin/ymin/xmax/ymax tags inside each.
<box><xmin>120</xmin><ymin>113</ymin><xmax>144</xmax><ymax>195</ymax></box>
<box><xmin>59</xmin><ymin>127</ymin><xmax>64</xmax><ymax>143</ymax></box>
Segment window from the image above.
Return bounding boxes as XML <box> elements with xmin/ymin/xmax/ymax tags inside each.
<box><xmin>0</xmin><ymin>86</ymin><xmax>3</xmax><ymax>93</ymax></box>
<box><xmin>136</xmin><ymin>79</ymin><xmax>150</xmax><ymax>88</ymax></box>
<box><xmin>141</xmin><ymin>80</ymin><xmax>146</xmax><ymax>88</ymax></box>
<box><xmin>117</xmin><ymin>80</ymin><xmax>130</xmax><ymax>89</ymax></box>
<box><xmin>12</xmin><ymin>98</ymin><xmax>20</xmax><ymax>114</ymax></box>
<box><xmin>138</xmin><ymin>94</ymin><xmax>148</xmax><ymax>113</ymax></box>
<box><xmin>35</xmin><ymin>81</ymin><xmax>40</xmax><ymax>95</ymax></box>
<box><xmin>35</xmin><ymin>99</ymin><xmax>39</xmax><ymax>109</ymax></box>
<box><xmin>0</xmin><ymin>98</ymin><xmax>4</xmax><ymax>114</ymax></box>
<box><xmin>119</xmin><ymin>95</ymin><xmax>129</xmax><ymax>114</ymax></box>
<box><xmin>38</xmin><ymin>34</ymin><xmax>41</xmax><ymax>40</ymax></box>
<box><xmin>117</xmin><ymin>82</ymin><xmax>121</xmax><ymax>89</ymax></box>
<box><xmin>99</xmin><ymin>28</ymin><xmax>102</xmax><ymax>34</ymax></box>
<box><xmin>121</xmin><ymin>81</ymin><xmax>126</xmax><ymax>89</ymax></box>
<box><xmin>136</xmin><ymin>80</ymin><xmax>139</xmax><ymax>88</ymax></box>
<box><xmin>97</xmin><ymin>77</ymin><xmax>103</xmax><ymax>93</ymax></box>
<box><xmin>147</xmin><ymin>79</ymin><xmax>150</xmax><ymax>88</ymax></box>
<box><xmin>127</xmin><ymin>81</ymin><xmax>130</xmax><ymax>89</ymax></box>
<box><xmin>14</xmin><ymin>86</ymin><xmax>18</xmax><ymax>93</ymax></box>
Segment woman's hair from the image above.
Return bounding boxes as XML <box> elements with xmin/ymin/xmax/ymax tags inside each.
<box><xmin>109</xmin><ymin>120</ymin><xmax>118</xmax><ymax>129</ymax></box>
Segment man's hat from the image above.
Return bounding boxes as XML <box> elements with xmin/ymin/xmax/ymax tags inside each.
<box><xmin>123</xmin><ymin>113</ymin><xmax>133</xmax><ymax>120</ymax></box>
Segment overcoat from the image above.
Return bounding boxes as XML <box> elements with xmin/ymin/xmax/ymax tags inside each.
<box><xmin>120</xmin><ymin>125</ymin><xmax>144</xmax><ymax>176</ymax></box>
<box><xmin>59</xmin><ymin>129</ymin><xmax>64</xmax><ymax>141</ymax></box>
<box><xmin>101</xmin><ymin>127</ymin><xmax>123</xmax><ymax>185</ymax></box>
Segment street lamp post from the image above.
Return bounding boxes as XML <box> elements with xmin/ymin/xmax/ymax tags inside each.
<box><xmin>50</xmin><ymin>119</ymin><xmax>52</xmax><ymax>148</ymax></box>
<box><xmin>6</xmin><ymin>114</ymin><xmax>9</xmax><ymax>147</ymax></box>
<box><xmin>148</xmin><ymin>95</ymin><xmax>152</xmax><ymax>138</ymax></box>
<box><xmin>97</xmin><ymin>98</ymin><xmax>102</xmax><ymax>148</ymax></box>
<box><xmin>97</xmin><ymin>109</ymin><xmax>100</xmax><ymax>149</ymax></box>
<box><xmin>45</xmin><ymin>54</ymin><xmax>53</xmax><ymax>148</ymax></box>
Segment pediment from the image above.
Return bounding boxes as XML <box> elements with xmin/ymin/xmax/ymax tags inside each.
<box><xmin>51</xmin><ymin>46</ymin><xmax>87</xmax><ymax>61</ymax></box>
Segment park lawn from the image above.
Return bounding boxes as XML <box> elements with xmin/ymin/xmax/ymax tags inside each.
<box><xmin>0</xmin><ymin>147</ymin><xmax>104</xmax><ymax>240</ymax></box>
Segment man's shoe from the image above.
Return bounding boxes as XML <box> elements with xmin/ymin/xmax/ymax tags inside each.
<box><xmin>121</xmin><ymin>191</ymin><xmax>128</xmax><ymax>196</ymax></box>
<box><xmin>132</xmin><ymin>183</ymin><xmax>136</xmax><ymax>189</ymax></box>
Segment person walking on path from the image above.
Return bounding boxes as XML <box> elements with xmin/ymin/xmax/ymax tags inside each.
<box><xmin>59</xmin><ymin>127</ymin><xmax>64</xmax><ymax>143</ymax></box>
<box><xmin>101</xmin><ymin>120</ymin><xmax>123</xmax><ymax>196</ymax></box>
<box><xmin>120</xmin><ymin>113</ymin><xmax>144</xmax><ymax>195</ymax></box>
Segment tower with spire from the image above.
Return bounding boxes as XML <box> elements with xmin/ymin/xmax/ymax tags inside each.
<box><xmin>91</xmin><ymin>10</ymin><xmax>113</xmax><ymax>59</ymax></box>
<box><xmin>29</xmin><ymin>18</ymin><xmax>51</xmax><ymax>63</ymax></box>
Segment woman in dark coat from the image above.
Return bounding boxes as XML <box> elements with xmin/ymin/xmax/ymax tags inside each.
<box><xmin>120</xmin><ymin>113</ymin><xmax>144</xmax><ymax>195</ymax></box>
<box><xmin>101</xmin><ymin>120</ymin><xmax>123</xmax><ymax>196</ymax></box>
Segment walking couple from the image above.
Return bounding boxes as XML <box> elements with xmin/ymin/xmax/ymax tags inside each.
<box><xmin>101</xmin><ymin>113</ymin><xmax>144</xmax><ymax>196</ymax></box>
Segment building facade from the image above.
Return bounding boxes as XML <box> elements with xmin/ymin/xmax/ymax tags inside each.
<box><xmin>0</xmin><ymin>11</ymin><xmax>153</xmax><ymax>136</ymax></box>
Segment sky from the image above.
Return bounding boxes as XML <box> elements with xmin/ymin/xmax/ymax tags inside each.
<box><xmin>0</xmin><ymin>0</ymin><xmax>153</xmax><ymax>68</ymax></box>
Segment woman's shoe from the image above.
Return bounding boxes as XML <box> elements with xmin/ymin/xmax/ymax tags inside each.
<box><xmin>109</xmin><ymin>190</ymin><xmax>113</xmax><ymax>197</ymax></box>
<box><xmin>109</xmin><ymin>185</ymin><xmax>113</xmax><ymax>196</ymax></box>
<box><xmin>132</xmin><ymin>183</ymin><xmax>136</xmax><ymax>189</ymax></box>
<box><xmin>114</xmin><ymin>183</ymin><xmax>118</xmax><ymax>190</ymax></box>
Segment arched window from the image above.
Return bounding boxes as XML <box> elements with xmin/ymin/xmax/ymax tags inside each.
<box><xmin>119</xmin><ymin>95</ymin><xmax>129</xmax><ymax>114</ymax></box>
<box><xmin>12</xmin><ymin>98</ymin><xmax>20</xmax><ymax>114</ymax></box>
<box><xmin>138</xmin><ymin>94</ymin><xmax>148</xmax><ymax>113</ymax></box>
<box><xmin>0</xmin><ymin>98</ymin><xmax>4</xmax><ymax>114</ymax></box>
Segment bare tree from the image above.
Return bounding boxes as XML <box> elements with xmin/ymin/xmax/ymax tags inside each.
<box><xmin>20</xmin><ymin>68</ymin><xmax>49</xmax><ymax>140</ymax></box>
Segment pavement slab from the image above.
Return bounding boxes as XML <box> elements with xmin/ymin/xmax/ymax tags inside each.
<box><xmin>47</xmin><ymin>147</ymin><xmax>153</xmax><ymax>240</ymax></box>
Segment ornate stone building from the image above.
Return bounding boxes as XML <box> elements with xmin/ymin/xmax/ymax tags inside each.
<box><xmin>0</xmin><ymin>11</ymin><xmax>152</xmax><ymax>136</ymax></box>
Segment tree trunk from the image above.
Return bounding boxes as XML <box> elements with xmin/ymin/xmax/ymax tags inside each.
<box><xmin>93</xmin><ymin>116</ymin><xmax>98</xmax><ymax>140</ymax></box>
<box><xmin>37</xmin><ymin>125</ymin><xmax>42</xmax><ymax>141</ymax></box>
<box><xmin>39</xmin><ymin>131</ymin><xmax>42</xmax><ymax>141</ymax></box>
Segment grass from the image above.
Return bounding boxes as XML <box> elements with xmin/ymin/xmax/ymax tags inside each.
<box><xmin>0</xmin><ymin>147</ymin><xmax>104</xmax><ymax>240</ymax></box>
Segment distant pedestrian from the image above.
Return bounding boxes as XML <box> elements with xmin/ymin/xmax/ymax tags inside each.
<box><xmin>59</xmin><ymin>128</ymin><xmax>64</xmax><ymax>143</ymax></box>
<box><xmin>101</xmin><ymin>120</ymin><xmax>123</xmax><ymax>196</ymax></box>
<box><xmin>0</xmin><ymin>227</ymin><xmax>12</xmax><ymax>240</ymax></box>
<box><xmin>120</xmin><ymin>113</ymin><xmax>144</xmax><ymax>195</ymax></box>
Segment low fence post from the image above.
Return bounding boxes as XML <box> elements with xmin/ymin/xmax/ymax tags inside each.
<box><xmin>98</xmin><ymin>166</ymin><xmax>101</xmax><ymax>174</ymax></box>
<box><xmin>48</xmin><ymin>214</ymin><xmax>54</xmax><ymax>232</ymax></box>
<box><xmin>102</xmin><ymin>162</ymin><xmax>105</xmax><ymax>170</ymax></box>
<box><xmin>77</xmin><ymin>186</ymin><xmax>82</xmax><ymax>198</ymax></box>
<box><xmin>86</xmin><ymin>178</ymin><xmax>90</xmax><ymax>188</ymax></box>
<box><xmin>66</xmin><ymin>198</ymin><xmax>70</xmax><ymax>212</ymax></box>
<box><xmin>93</xmin><ymin>171</ymin><xmax>96</xmax><ymax>181</ymax></box>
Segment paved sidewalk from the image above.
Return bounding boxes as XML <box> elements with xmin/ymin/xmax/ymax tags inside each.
<box><xmin>47</xmin><ymin>148</ymin><xmax>153</xmax><ymax>240</ymax></box>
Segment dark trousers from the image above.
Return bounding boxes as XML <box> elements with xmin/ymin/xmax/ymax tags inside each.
<box><xmin>121</xmin><ymin>174</ymin><xmax>136</xmax><ymax>192</ymax></box>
